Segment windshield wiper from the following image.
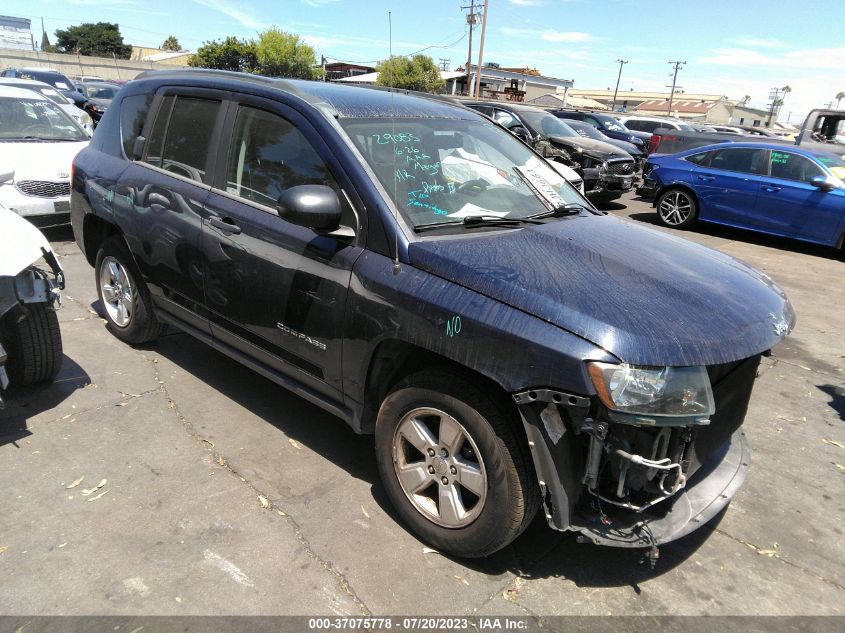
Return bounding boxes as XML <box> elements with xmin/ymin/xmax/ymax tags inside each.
<box><xmin>414</xmin><ymin>215</ymin><xmax>544</xmax><ymax>233</ymax></box>
<box><xmin>528</xmin><ymin>202</ymin><xmax>591</xmax><ymax>220</ymax></box>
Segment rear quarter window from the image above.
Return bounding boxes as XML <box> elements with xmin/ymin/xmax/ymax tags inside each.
<box><xmin>120</xmin><ymin>94</ymin><xmax>154</xmax><ymax>159</ymax></box>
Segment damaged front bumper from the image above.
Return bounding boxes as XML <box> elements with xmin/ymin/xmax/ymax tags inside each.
<box><xmin>571</xmin><ymin>430</ymin><xmax>749</xmax><ymax>547</ymax></box>
<box><xmin>513</xmin><ymin>356</ymin><xmax>759</xmax><ymax>548</ymax></box>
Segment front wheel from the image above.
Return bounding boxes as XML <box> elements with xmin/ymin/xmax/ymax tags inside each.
<box><xmin>375</xmin><ymin>370</ymin><xmax>540</xmax><ymax>558</ymax></box>
<box><xmin>1</xmin><ymin>302</ymin><xmax>62</xmax><ymax>385</ymax></box>
<box><xmin>656</xmin><ymin>188</ymin><xmax>698</xmax><ymax>229</ymax></box>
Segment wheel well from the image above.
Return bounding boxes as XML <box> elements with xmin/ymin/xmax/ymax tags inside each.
<box><xmin>82</xmin><ymin>215</ymin><xmax>120</xmax><ymax>266</ymax></box>
<box><xmin>654</xmin><ymin>183</ymin><xmax>699</xmax><ymax>210</ymax></box>
<box><xmin>360</xmin><ymin>340</ymin><xmax>517</xmax><ymax>434</ymax></box>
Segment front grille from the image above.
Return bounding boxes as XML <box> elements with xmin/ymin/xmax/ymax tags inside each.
<box><xmin>606</xmin><ymin>160</ymin><xmax>635</xmax><ymax>176</ymax></box>
<box><xmin>16</xmin><ymin>181</ymin><xmax>70</xmax><ymax>198</ymax></box>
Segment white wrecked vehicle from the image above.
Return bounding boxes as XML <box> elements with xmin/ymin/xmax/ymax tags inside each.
<box><xmin>0</xmin><ymin>168</ymin><xmax>64</xmax><ymax>407</ymax></box>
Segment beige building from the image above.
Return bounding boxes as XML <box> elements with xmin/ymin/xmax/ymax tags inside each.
<box><xmin>130</xmin><ymin>46</ymin><xmax>192</xmax><ymax>67</ymax></box>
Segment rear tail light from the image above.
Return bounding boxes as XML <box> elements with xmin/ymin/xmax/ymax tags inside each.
<box><xmin>648</xmin><ymin>134</ymin><xmax>660</xmax><ymax>154</ymax></box>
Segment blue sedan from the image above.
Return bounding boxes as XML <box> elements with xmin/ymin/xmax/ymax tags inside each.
<box><xmin>642</xmin><ymin>142</ymin><xmax>845</xmax><ymax>248</ymax></box>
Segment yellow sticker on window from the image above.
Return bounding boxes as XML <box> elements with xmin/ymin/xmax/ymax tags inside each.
<box><xmin>829</xmin><ymin>166</ymin><xmax>845</xmax><ymax>180</ymax></box>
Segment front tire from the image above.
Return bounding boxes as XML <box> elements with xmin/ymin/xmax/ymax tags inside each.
<box><xmin>2</xmin><ymin>302</ymin><xmax>62</xmax><ymax>385</ymax></box>
<box><xmin>95</xmin><ymin>236</ymin><xmax>164</xmax><ymax>344</ymax></box>
<box><xmin>656</xmin><ymin>188</ymin><xmax>698</xmax><ymax>229</ymax></box>
<box><xmin>375</xmin><ymin>370</ymin><xmax>540</xmax><ymax>558</ymax></box>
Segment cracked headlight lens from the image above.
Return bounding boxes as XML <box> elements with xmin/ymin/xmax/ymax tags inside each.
<box><xmin>587</xmin><ymin>362</ymin><xmax>715</xmax><ymax>416</ymax></box>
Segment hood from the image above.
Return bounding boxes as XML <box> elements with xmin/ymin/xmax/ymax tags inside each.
<box><xmin>408</xmin><ymin>214</ymin><xmax>794</xmax><ymax>367</ymax></box>
<box><xmin>602</xmin><ymin>138</ymin><xmax>642</xmax><ymax>157</ymax></box>
<box><xmin>546</xmin><ymin>135</ymin><xmax>630</xmax><ymax>160</ymax></box>
<box><xmin>624</xmin><ymin>129</ymin><xmax>653</xmax><ymax>142</ymax></box>
<box><xmin>0</xmin><ymin>209</ymin><xmax>52</xmax><ymax>276</ymax></box>
<box><xmin>0</xmin><ymin>141</ymin><xmax>88</xmax><ymax>182</ymax></box>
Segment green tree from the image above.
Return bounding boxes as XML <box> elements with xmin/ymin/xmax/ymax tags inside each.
<box><xmin>188</xmin><ymin>37</ymin><xmax>257</xmax><ymax>73</ymax></box>
<box><xmin>54</xmin><ymin>22</ymin><xmax>132</xmax><ymax>58</ymax></box>
<box><xmin>161</xmin><ymin>36</ymin><xmax>181</xmax><ymax>52</ymax></box>
<box><xmin>254</xmin><ymin>28</ymin><xmax>323</xmax><ymax>79</ymax></box>
<box><xmin>375</xmin><ymin>55</ymin><xmax>444</xmax><ymax>93</ymax></box>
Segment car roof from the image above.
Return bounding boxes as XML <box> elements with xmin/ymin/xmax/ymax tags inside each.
<box><xmin>0</xmin><ymin>77</ymin><xmax>55</xmax><ymax>89</ymax></box>
<box><xmin>133</xmin><ymin>69</ymin><xmax>479</xmax><ymax>120</ymax></box>
<box><xmin>463</xmin><ymin>100</ymin><xmax>549</xmax><ymax>115</ymax></box>
<box><xmin>0</xmin><ymin>85</ymin><xmax>50</xmax><ymax>100</ymax></box>
<box><xmin>679</xmin><ymin>141</ymin><xmax>839</xmax><ymax>160</ymax></box>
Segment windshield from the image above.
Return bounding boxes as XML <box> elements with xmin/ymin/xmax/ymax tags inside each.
<box><xmin>19</xmin><ymin>71</ymin><xmax>74</xmax><ymax>91</ymax></box>
<box><xmin>817</xmin><ymin>153</ymin><xmax>845</xmax><ymax>180</ymax></box>
<box><xmin>0</xmin><ymin>97</ymin><xmax>88</xmax><ymax>141</ymax></box>
<box><xmin>595</xmin><ymin>115</ymin><xmax>627</xmax><ymax>132</ymax></box>
<box><xmin>340</xmin><ymin>117</ymin><xmax>586</xmax><ymax>230</ymax></box>
<box><xmin>570</xmin><ymin>122</ymin><xmax>606</xmax><ymax>141</ymax></box>
<box><xmin>517</xmin><ymin>111</ymin><xmax>578</xmax><ymax>138</ymax></box>
<box><xmin>36</xmin><ymin>87</ymin><xmax>70</xmax><ymax>105</ymax></box>
<box><xmin>677</xmin><ymin>122</ymin><xmax>695</xmax><ymax>131</ymax></box>
<box><xmin>82</xmin><ymin>84</ymin><xmax>118</xmax><ymax>100</ymax></box>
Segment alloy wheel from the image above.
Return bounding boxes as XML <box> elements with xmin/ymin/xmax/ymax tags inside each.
<box><xmin>99</xmin><ymin>256</ymin><xmax>134</xmax><ymax>328</ymax></box>
<box><xmin>392</xmin><ymin>407</ymin><xmax>487</xmax><ymax>528</ymax></box>
<box><xmin>659</xmin><ymin>191</ymin><xmax>693</xmax><ymax>226</ymax></box>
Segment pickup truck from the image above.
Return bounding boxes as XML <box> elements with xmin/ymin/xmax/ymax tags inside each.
<box><xmin>646</xmin><ymin>108</ymin><xmax>845</xmax><ymax>156</ymax></box>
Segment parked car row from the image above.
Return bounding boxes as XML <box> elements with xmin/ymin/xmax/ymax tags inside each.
<box><xmin>2</xmin><ymin>67</ymin><xmax>122</xmax><ymax>128</ymax></box>
<box><xmin>465</xmin><ymin>102</ymin><xmax>638</xmax><ymax>202</ymax></box>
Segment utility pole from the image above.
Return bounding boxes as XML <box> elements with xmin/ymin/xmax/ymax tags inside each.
<box><xmin>666</xmin><ymin>60</ymin><xmax>686</xmax><ymax>115</ymax></box>
<box><xmin>438</xmin><ymin>58</ymin><xmax>450</xmax><ymax>71</ymax></box>
<box><xmin>461</xmin><ymin>1</ymin><xmax>479</xmax><ymax>96</ymax></box>
<box><xmin>610</xmin><ymin>58</ymin><xmax>628</xmax><ymax>112</ymax></box>
<box><xmin>321</xmin><ymin>55</ymin><xmax>327</xmax><ymax>82</ymax></box>
<box><xmin>473</xmin><ymin>0</ymin><xmax>489</xmax><ymax>99</ymax></box>
<box><xmin>766</xmin><ymin>86</ymin><xmax>790</xmax><ymax>126</ymax></box>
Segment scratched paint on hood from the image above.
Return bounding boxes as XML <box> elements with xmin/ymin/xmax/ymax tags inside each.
<box><xmin>408</xmin><ymin>213</ymin><xmax>795</xmax><ymax>367</ymax></box>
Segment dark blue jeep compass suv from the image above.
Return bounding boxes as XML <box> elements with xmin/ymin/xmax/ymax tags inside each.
<box><xmin>70</xmin><ymin>70</ymin><xmax>795</xmax><ymax>558</ymax></box>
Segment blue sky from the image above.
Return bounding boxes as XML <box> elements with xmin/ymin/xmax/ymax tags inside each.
<box><xmin>7</xmin><ymin>0</ymin><xmax>844</xmax><ymax>122</ymax></box>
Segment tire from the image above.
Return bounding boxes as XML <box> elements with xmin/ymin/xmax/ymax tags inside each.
<box><xmin>2</xmin><ymin>302</ymin><xmax>63</xmax><ymax>386</ymax></box>
<box><xmin>656</xmin><ymin>188</ymin><xmax>698</xmax><ymax>229</ymax></box>
<box><xmin>375</xmin><ymin>370</ymin><xmax>540</xmax><ymax>558</ymax></box>
<box><xmin>95</xmin><ymin>235</ymin><xmax>164</xmax><ymax>345</ymax></box>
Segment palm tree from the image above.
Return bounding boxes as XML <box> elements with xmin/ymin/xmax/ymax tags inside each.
<box><xmin>740</xmin><ymin>95</ymin><xmax>751</xmax><ymax>105</ymax></box>
<box><xmin>836</xmin><ymin>91</ymin><xmax>845</xmax><ymax>109</ymax></box>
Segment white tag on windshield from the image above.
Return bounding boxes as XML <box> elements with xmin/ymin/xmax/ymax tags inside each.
<box><xmin>514</xmin><ymin>167</ymin><xmax>566</xmax><ymax>209</ymax></box>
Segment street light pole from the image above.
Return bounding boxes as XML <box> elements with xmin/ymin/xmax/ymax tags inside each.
<box><xmin>611</xmin><ymin>58</ymin><xmax>628</xmax><ymax>112</ymax></box>
<box><xmin>666</xmin><ymin>60</ymin><xmax>686</xmax><ymax>115</ymax></box>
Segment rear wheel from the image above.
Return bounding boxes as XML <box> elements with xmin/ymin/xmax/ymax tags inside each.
<box><xmin>2</xmin><ymin>302</ymin><xmax>62</xmax><ymax>385</ymax></box>
<box><xmin>656</xmin><ymin>188</ymin><xmax>698</xmax><ymax>229</ymax></box>
<box><xmin>95</xmin><ymin>236</ymin><xmax>164</xmax><ymax>344</ymax></box>
<box><xmin>375</xmin><ymin>370</ymin><xmax>540</xmax><ymax>558</ymax></box>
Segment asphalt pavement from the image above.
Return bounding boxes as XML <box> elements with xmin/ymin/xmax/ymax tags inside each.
<box><xmin>1</xmin><ymin>192</ymin><xmax>843</xmax><ymax>616</ymax></box>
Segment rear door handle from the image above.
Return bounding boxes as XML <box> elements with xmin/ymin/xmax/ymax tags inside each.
<box><xmin>761</xmin><ymin>184</ymin><xmax>782</xmax><ymax>192</ymax></box>
<box><xmin>207</xmin><ymin>216</ymin><xmax>242</xmax><ymax>235</ymax></box>
<box><xmin>697</xmin><ymin>175</ymin><xmax>715</xmax><ymax>181</ymax></box>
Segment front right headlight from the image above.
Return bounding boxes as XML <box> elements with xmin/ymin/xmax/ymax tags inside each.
<box><xmin>78</xmin><ymin>111</ymin><xmax>93</xmax><ymax>126</ymax></box>
<box><xmin>587</xmin><ymin>362</ymin><xmax>715</xmax><ymax>417</ymax></box>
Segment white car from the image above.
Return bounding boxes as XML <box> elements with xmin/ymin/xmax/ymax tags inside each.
<box><xmin>0</xmin><ymin>77</ymin><xmax>94</xmax><ymax>134</ymax></box>
<box><xmin>617</xmin><ymin>115</ymin><xmax>696</xmax><ymax>133</ymax></box>
<box><xmin>0</xmin><ymin>167</ymin><xmax>64</xmax><ymax>405</ymax></box>
<box><xmin>0</xmin><ymin>86</ymin><xmax>90</xmax><ymax>227</ymax></box>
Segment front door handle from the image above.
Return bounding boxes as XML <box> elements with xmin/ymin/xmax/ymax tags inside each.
<box><xmin>697</xmin><ymin>175</ymin><xmax>715</xmax><ymax>181</ymax></box>
<box><xmin>761</xmin><ymin>185</ymin><xmax>782</xmax><ymax>192</ymax></box>
<box><xmin>207</xmin><ymin>216</ymin><xmax>242</xmax><ymax>235</ymax></box>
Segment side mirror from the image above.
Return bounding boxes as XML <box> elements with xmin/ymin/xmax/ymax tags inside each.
<box><xmin>511</xmin><ymin>125</ymin><xmax>531</xmax><ymax>142</ymax></box>
<box><xmin>0</xmin><ymin>167</ymin><xmax>13</xmax><ymax>185</ymax></box>
<box><xmin>277</xmin><ymin>185</ymin><xmax>342</xmax><ymax>232</ymax></box>
<box><xmin>810</xmin><ymin>175</ymin><xmax>837</xmax><ymax>191</ymax></box>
